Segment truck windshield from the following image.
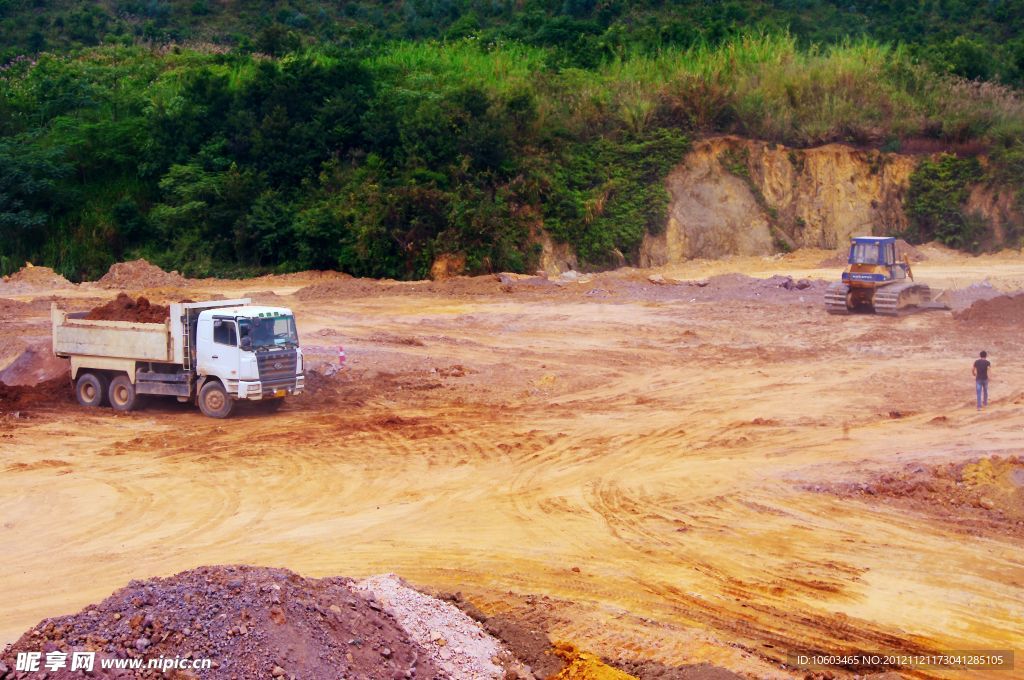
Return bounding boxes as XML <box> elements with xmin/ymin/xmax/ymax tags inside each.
<box><xmin>238</xmin><ymin>315</ymin><xmax>298</xmax><ymax>350</ymax></box>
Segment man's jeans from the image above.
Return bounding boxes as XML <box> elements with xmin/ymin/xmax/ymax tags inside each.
<box><xmin>976</xmin><ymin>380</ymin><xmax>988</xmax><ymax>409</ymax></box>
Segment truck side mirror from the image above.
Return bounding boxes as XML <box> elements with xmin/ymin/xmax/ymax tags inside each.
<box><xmin>240</xmin><ymin>337</ymin><xmax>252</xmax><ymax>351</ymax></box>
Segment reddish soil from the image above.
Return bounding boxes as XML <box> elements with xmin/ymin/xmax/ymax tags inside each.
<box><xmin>816</xmin><ymin>455</ymin><xmax>1024</xmax><ymax>539</ymax></box>
<box><xmin>0</xmin><ymin>565</ymin><xmax>443</xmax><ymax>680</ymax></box>
<box><xmin>84</xmin><ymin>294</ymin><xmax>169</xmax><ymax>323</ymax></box>
<box><xmin>0</xmin><ymin>375</ymin><xmax>73</xmax><ymax>413</ymax></box>
<box><xmin>952</xmin><ymin>291</ymin><xmax>1024</xmax><ymax>323</ymax></box>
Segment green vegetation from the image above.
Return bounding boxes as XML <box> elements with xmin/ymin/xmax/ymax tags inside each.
<box><xmin>905</xmin><ymin>154</ymin><xmax>984</xmax><ymax>251</ymax></box>
<box><xmin>2</xmin><ymin>5</ymin><xmax>1024</xmax><ymax>279</ymax></box>
<box><xmin>4</xmin><ymin>1</ymin><xmax>1024</xmax><ymax>86</ymax></box>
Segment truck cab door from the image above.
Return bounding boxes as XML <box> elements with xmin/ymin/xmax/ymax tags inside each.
<box><xmin>197</xmin><ymin>315</ymin><xmax>241</xmax><ymax>382</ymax></box>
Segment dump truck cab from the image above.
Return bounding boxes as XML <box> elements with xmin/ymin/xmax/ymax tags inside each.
<box><xmin>841</xmin><ymin>236</ymin><xmax>911</xmax><ymax>288</ymax></box>
<box><xmin>195</xmin><ymin>305</ymin><xmax>303</xmax><ymax>402</ymax></box>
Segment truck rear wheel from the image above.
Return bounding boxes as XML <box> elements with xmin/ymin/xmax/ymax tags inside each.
<box><xmin>109</xmin><ymin>374</ymin><xmax>139</xmax><ymax>412</ymax></box>
<box><xmin>198</xmin><ymin>380</ymin><xmax>233</xmax><ymax>418</ymax></box>
<box><xmin>75</xmin><ymin>372</ymin><xmax>108</xmax><ymax>408</ymax></box>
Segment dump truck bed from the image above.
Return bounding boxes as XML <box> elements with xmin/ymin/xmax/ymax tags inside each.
<box><xmin>51</xmin><ymin>299</ymin><xmax>252</xmax><ymax>364</ymax></box>
<box><xmin>52</xmin><ymin>307</ymin><xmax>173</xmax><ymax>361</ymax></box>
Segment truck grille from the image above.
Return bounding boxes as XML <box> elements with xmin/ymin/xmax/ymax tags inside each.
<box><xmin>256</xmin><ymin>349</ymin><xmax>297</xmax><ymax>387</ymax></box>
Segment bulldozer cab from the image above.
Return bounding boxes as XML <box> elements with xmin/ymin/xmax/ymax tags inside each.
<box><xmin>844</xmin><ymin>236</ymin><xmax>909</xmax><ymax>284</ymax></box>
<box><xmin>848</xmin><ymin>237</ymin><xmax>896</xmax><ymax>266</ymax></box>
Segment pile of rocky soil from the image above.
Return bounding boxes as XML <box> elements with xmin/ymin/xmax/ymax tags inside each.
<box><xmin>952</xmin><ymin>291</ymin><xmax>1024</xmax><ymax>323</ymax></box>
<box><xmin>940</xmin><ymin>281</ymin><xmax>1003</xmax><ymax>312</ymax></box>
<box><xmin>85</xmin><ymin>294</ymin><xmax>169</xmax><ymax>323</ymax></box>
<box><xmin>0</xmin><ymin>343</ymin><xmax>69</xmax><ymax>387</ymax></box>
<box><xmin>294</xmin><ymin>277</ymin><xmax>381</xmax><ymax>301</ymax></box>
<box><xmin>0</xmin><ymin>565</ymin><xmax>450</xmax><ymax>680</ymax></box>
<box><xmin>0</xmin><ymin>375</ymin><xmax>73</xmax><ymax>413</ymax></box>
<box><xmin>0</xmin><ymin>264</ymin><xmax>74</xmax><ymax>293</ymax></box>
<box><xmin>97</xmin><ymin>260</ymin><xmax>187</xmax><ymax>289</ymax></box>
<box><xmin>814</xmin><ymin>455</ymin><xmax>1024</xmax><ymax>538</ymax></box>
<box><xmin>355</xmin><ymin>574</ymin><xmax>529</xmax><ymax>679</ymax></box>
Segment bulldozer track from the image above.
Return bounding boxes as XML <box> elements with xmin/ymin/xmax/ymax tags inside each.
<box><xmin>824</xmin><ymin>283</ymin><xmax>851</xmax><ymax>314</ymax></box>
<box><xmin>824</xmin><ymin>282</ymin><xmax>933</xmax><ymax>315</ymax></box>
<box><xmin>872</xmin><ymin>282</ymin><xmax>932</xmax><ymax>316</ymax></box>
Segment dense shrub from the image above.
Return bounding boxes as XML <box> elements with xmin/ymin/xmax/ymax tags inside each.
<box><xmin>905</xmin><ymin>154</ymin><xmax>984</xmax><ymax>251</ymax></box>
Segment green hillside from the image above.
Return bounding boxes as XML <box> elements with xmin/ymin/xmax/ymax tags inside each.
<box><xmin>2</xmin><ymin>2</ymin><xmax>1023</xmax><ymax>280</ymax></box>
<box><xmin>4</xmin><ymin>1</ymin><xmax>1024</xmax><ymax>84</ymax></box>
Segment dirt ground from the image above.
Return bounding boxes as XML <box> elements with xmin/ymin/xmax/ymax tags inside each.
<box><xmin>2</xmin><ymin>248</ymin><xmax>1024</xmax><ymax>678</ymax></box>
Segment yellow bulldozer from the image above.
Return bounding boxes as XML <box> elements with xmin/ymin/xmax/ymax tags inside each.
<box><xmin>824</xmin><ymin>236</ymin><xmax>946</xmax><ymax>315</ymax></box>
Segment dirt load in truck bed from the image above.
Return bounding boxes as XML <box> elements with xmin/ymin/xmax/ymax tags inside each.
<box><xmin>84</xmin><ymin>293</ymin><xmax>169</xmax><ymax>323</ymax></box>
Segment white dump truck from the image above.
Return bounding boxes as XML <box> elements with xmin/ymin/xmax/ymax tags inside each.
<box><xmin>52</xmin><ymin>298</ymin><xmax>304</xmax><ymax>418</ymax></box>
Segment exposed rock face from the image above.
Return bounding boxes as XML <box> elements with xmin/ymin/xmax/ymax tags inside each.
<box><xmin>429</xmin><ymin>252</ymin><xmax>467</xmax><ymax>280</ymax></box>
<box><xmin>967</xmin><ymin>184</ymin><xmax>1023</xmax><ymax>246</ymax></box>
<box><xmin>641</xmin><ymin>136</ymin><xmax>918</xmax><ymax>266</ymax></box>
<box><xmin>641</xmin><ymin>144</ymin><xmax>775</xmax><ymax>265</ymax></box>
<box><xmin>536</xmin><ymin>228</ymin><xmax>579</xmax><ymax>275</ymax></box>
<box><xmin>541</xmin><ymin>135</ymin><xmax>1020</xmax><ymax>270</ymax></box>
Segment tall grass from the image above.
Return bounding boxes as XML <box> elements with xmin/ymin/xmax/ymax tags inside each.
<box><xmin>367</xmin><ymin>40</ymin><xmax>549</xmax><ymax>95</ymax></box>
<box><xmin>369</xmin><ymin>32</ymin><xmax>1023</xmax><ymax>148</ymax></box>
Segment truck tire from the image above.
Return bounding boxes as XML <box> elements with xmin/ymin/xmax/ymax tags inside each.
<box><xmin>198</xmin><ymin>380</ymin><xmax>233</xmax><ymax>418</ymax></box>
<box><xmin>108</xmin><ymin>374</ymin><xmax>139</xmax><ymax>412</ymax></box>
<box><xmin>75</xmin><ymin>372</ymin><xmax>108</xmax><ymax>408</ymax></box>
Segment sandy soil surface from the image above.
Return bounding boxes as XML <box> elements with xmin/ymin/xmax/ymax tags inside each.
<box><xmin>2</xmin><ymin>249</ymin><xmax>1024</xmax><ymax>678</ymax></box>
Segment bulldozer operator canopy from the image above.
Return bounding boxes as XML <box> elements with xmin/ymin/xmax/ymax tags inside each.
<box><xmin>848</xmin><ymin>236</ymin><xmax>896</xmax><ymax>266</ymax></box>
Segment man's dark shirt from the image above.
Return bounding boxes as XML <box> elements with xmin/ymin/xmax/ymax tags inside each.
<box><xmin>974</xmin><ymin>359</ymin><xmax>991</xmax><ymax>381</ymax></box>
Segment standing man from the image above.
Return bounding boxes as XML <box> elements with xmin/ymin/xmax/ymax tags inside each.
<box><xmin>973</xmin><ymin>351</ymin><xmax>991</xmax><ymax>410</ymax></box>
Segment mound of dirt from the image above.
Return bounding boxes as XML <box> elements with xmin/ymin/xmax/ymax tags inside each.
<box><xmin>942</xmin><ymin>281</ymin><xmax>1003</xmax><ymax>312</ymax></box>
<box><xmin>0</xmin><ymin>565</ymin><xmax>445</xmax><ymax>680</ymax></box>
<box><xmin>821</xmin><ymin>456</ymin><xmax>1024</xmax><ymax>538</ymax></box>
<box><xmin>355</xmin><ymin>574</ymin><xmax>528</xmax><ymax>679</ymax></box>
<box><xmin>0</xmin><ymin>264</ymin><xmax>74</xmax><ymax>292</ymax></box>
<box><xmin>0</xmin><ymin>343</ymin><xmax>69</xmax><ymax>387</ymax></box>
<box><xmin>85</xmin><ymin>294</ymin><xmax>169</xmax><ymax>323</ymax></box>
<box><xmin>294</xmin><ymin>278</ymin><xmax>381</xmax><ymax>301</ymax></box>
<box><xmin>0</xmin><ymin>374</ymin><xmax>73</xmax><ymax>413</ymax></box>
<box><xmin>952</xmin><ymin>292</ymin><xmax>1024</xmax><ymax>323</ymax></box>
<box><xmin>97</xmin><ymin>259</ymin><xmax>187</xmax><ymax>289</ymax></box>
<box><xmin>552</xmin><ymin>644</ymin><xmax>637</xmax><ymax>679</ymax></box>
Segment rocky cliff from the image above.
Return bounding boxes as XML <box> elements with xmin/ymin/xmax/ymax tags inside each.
<box><xmin>640</xmin><ymin>136</ymin><xmax>921</xmax><ymax>266</ymax></box>
<box><xmin>441</xmin><ymin>135</ymin><xmax>1021</xmax><ymax>276</ymax></box>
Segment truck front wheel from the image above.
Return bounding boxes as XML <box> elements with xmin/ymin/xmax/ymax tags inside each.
<box><xmin>198</xmin><ymin>381</ymin><xmax>233</xmax><ymax>418</ymax></box>
<box><xmin>75</xmin><ymin>372</ymin><xmax>108</xmax><ymax>408</ymax></box>
<box><xmin>109</xmin><ymin>374</ymin><xmax>139</xmax><ymax>412</ymax></box>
